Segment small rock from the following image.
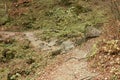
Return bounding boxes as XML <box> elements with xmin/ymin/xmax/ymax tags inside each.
<box><xmin>85</xmin><ymin>26</ymin><xmax>101</xmax><ymax>38</ymax></box>
<box><xmin>61</xmin><ymin>40</ymin><xmax>75</xmax><ymax>53</ymax></box>
<box><xmin>48</xmin><ymin>39</ymin><xmax>58</xmax><ymax>47</ymax></box>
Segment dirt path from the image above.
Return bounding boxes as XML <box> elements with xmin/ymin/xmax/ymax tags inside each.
<box><xmin>36</xmin><ymin>38</ymin><xmax>99</xmax><ymax>80</ymax></box>
<box><xmin>0</xmin><ymin>31</ymin><xmax>99</xmax><ymax>80</ymax></box>
<box><xmin>38</xmin><ymin>50</ymin><xmax>97</xmax><ymax>80</ymax></box>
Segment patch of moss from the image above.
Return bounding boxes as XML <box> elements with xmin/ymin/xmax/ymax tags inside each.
<box><xmin>1</xmin><ymin>0</ymin><xmax>108</xmax><ymax>37</ymax></box>
<box><xmin>0</xmin><ymin>36</ymin><xmax>57</xmax><ymax>80</ymax></box>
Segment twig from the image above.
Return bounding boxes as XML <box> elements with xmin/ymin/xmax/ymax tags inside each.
<box><xmin>65</xmin><ymin>57</ymin><xmax>87</xmax><ymax>62</ymax></box>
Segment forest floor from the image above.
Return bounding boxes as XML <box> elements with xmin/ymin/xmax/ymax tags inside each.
<box><xmin>0</xmin><ymin>31</ymin><xmax>100</xmax><ymax>80</ymax></box>
<box><xmin>0</xmin><ymin>0</ymin><xmax>120</xmax><ymax>80</ymax></box>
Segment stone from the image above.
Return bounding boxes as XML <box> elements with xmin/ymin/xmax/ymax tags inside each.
<box><xmin>61</xmin><ymin>40</ymin><xmax>75</xmax><ymax>53</ymax></box>
<box><xmin>48</xmin><ymin>39</ymin><xmax>58</xmax><ymax>47</ymax></box>
<box><xmin>85</xmin><ymin>26</ymin><xmax>101</xmax><ymax>38</ymax></box>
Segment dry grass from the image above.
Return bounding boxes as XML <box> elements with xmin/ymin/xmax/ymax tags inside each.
<box><xmin>88</xmin><ymin>21</ymin><xmax>120</xmax><ymax>80</ymax></box>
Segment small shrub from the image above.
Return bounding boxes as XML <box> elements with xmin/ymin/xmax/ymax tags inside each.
<box><xmin>19</xmin><ymin>39</ymin><xmax>30</xmax><ymax>49</ymax></box>
<box><xmin>26</xmin><ymin>58</ymin><xmax>35</xmax><ymax>64</ymax></box>
<box><xmin>7</xmin><ymin>73</ymin><xmax>21</xmax><ymax>80</ymax></box>
<box><xmin>89</xmin><ymin>39</ymin><xmax>120</xmax><ymax>79</ymax></box>
<box><xmin>2</xmin><ymin>49</ymin><xmax>15</xmax><ymax>60</ymax></box>
<box><xmin>7</xmin><ymin>69</ymin><xmax>31</xmax><ymax>80</ymax></box>
<box><xmin>100</xmin><ymin>40</ymin><xmax>120</xmax><ymax>55</ymax></box>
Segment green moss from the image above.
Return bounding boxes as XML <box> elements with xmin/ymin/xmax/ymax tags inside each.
<box><xmin>0</xmin><ymin>0</ymin><xmax>108</xmax><ymax>40</ymax></box>
<box><xmin>0</xmin><ymin>37</ymin><xmax>56</xmax><ymax>80</ymax></box>
<box><xmin>87</xmin><ymin>42</ymin><xmax>99</xmax><ymax>58</ymax></box>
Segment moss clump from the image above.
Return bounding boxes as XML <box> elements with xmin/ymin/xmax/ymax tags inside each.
<box><xmin>2</xmin><ymin>49</ymin><xmax>15</xmax><ymax>60</ymax></box>
<box><xmin>7</xmin><ymin>68</ymin><xmax>31</xmax><ymax>80</ymax></box>
<box><xmin>0</xmin><ymin>51</ymin><xmax>15</xmax><ymax>63</ymax></box>
<box><xmin>19</xmin><ymin>39</ymin><xmax>31</xmax><ymax>49</ymax></box>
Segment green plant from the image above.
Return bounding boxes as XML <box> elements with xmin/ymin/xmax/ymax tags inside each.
<box><xmin>87</xmin><ymin>42</ymin><xmax>99</xmax><ymax>58</ymax></box>
<box><xmin>2</xmin><ymin>49</ymin><xmax>15</xmax><ymax>60</ymax></box>
<box><xmin>19</xmin><ymin>39</ymin><xmax>30</xmax><ymax>49</ymax></box>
